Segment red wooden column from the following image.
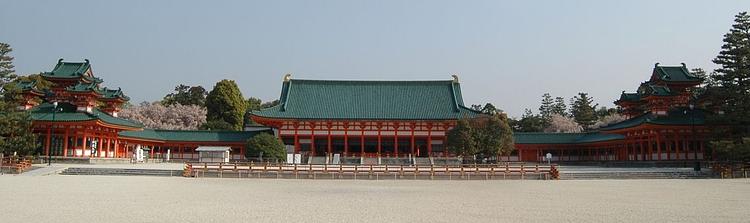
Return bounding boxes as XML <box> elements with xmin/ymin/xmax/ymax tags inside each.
<box><xmin>683</xmin><ymin>137</ymin><xmax>689</xmax><ymax>160</ymax></box>
<box><xmin>326</xmin><ymin>122</ymin><xmax>332</xmax><ymax>155</ymax></box>
<box><xmin>44</xmin><ymin>126</ymin><xmax>52</xmax><ymax>157</ymax></box>
<box><xmin>293</xmin><ymin>122</ymin><xmax>300</xmax><ymax>154</ymax></box>
<box><xmin>310</xmin><ymin>122</ymin><xmax>316</xmax><ymax>157</ymax></box>
<box><xmin>443</xmin><ymin>127</ymin><xmax>449</xmax><ymax>158</ymax></box>
<box><xmin>655</xmin><ymin>132</ymin><xmax>662</xmax><ymax>161</ymax></box>
<box><xmin>114</xmin><ymin>138</ymin><xmax>119</xmax><ymax>158</ymax></box>
<box><xmin>560</xmin><ymin>148</ymin><xmax>564</xmax><ymax>161</ymax></box>
<box><xmin>62</xmin><ymin>128</ymin><xmax>70</xmax><ymax>157</ymax></box>
<box><xmin>410</xmin><ymin>123</ymin><xmax>415</xmax><ymax>156</ymax></box>
<box><xmin>98</xmin><ymin>137</ymin><xmax>104</xmax><ymax>158</ymax></box>
<box><xmin>427</xmin><ymin>124</ymin><xmax>433</xmax><ymax>157</ymax></box>
<box><xmin>360</xmin><ymin>122</ymin><xmax>365</xmax><ymax>156</ymax></box>
<box><xmin>344</xmin><ymin>123</ymin><xmax>349</xmax><ymax>156</ymax></box>
<box><xmin>645</xmin><ymin>135</ymin><xmax>651</xmax><ymax>161</ymax></box>
<box><xmin>377</xmin><ymin>122</ymin><xmax>382</xmax><ymax>155</ymax></box>
<box><xmin>82</xmin><ymin>132</ymin><xmax>88</xmax><ymax>157</ymax></box>
<box><xmin>394</xmin><ymin>122</ymin><xmax>399</xmax><ymax>157</ymax></box>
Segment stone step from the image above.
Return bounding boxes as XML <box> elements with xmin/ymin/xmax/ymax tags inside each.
<box><xmin>60</xmin><ymin>168</ymin><xmax>181</xmax><ymax>177</ymax></box>
<box><xmin>561</xmin><ymin>171</ymin><xmax>712</xmax><ymax>180</ymax></box>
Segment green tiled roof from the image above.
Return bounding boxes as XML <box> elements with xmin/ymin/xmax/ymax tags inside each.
<box><xmin>652</xmin><ymin>64</ymin><xmax>701</xmax><ymax>82</ymax></box>
<box><xmin>252</xmin><ymin>79</ymin><xmax>481</xmax><ymax>120</ymax></box>
<box><xmin>638</xmin><ymin>82</ymin><xmax>673</xmax><ymax>97</ymax></box>
<box><xmin>119</xmin><ymin>129</ymin><xmax>271</xmax><ymax>142</ymax></box>
<box><xmin>514</xmin><ymin>132</ymin><xmax>625</xmax><ymax>144</ymax></box>
<box><xmin>42</xmin><ymin>59</ymin><xmax>92</xmax><ymax>79</ymax></box>
<box><xmin>66</xmin><ymin>82</ymin><xmax>104</xmax><ymax>94</ymax></box>
<box><xmin>102</xmin><ymin>88</ymin><xmax>130</xmax><ymax>100</ymax></box>
<box><xmin>617</xmin><ymin>92</ymin><xmax>641</xmax><ymax>102</ymax></box>
<box><xmin>598</xmin><ymin>107</ymin><xmax>706</xmax><ymax>131</ymax></box>
<box><xmin>30</xmin><ymin>103</ymin><xmax>143</xmax><ymax>128</ymax></box>
<box><xmin>16</xmin><ymin>80</ymin><xmax>44</xmax><ymax>94</ymax></box>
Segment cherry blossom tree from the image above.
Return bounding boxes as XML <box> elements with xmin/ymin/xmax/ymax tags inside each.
<box><xmin>544</xmin><ymin>114</ymin><xmax>583</xmax><ymax>133</ymax></box>
<box><xmin>120</xmin><ymin>102</ymin><xmax>207</xmax><ymax>130</ymax></box>
<box><xmin>589</xmin><ymin>113</ymin><xmax>627</xmax><ymax>130</ymax></box>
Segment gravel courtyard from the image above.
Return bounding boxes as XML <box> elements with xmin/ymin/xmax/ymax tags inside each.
<box><xmin>1</xmin><ymin>175</ymin><xmax>748</xmax><ymax>223</ymax></box>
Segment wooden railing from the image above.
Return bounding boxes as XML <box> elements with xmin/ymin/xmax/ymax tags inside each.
<box><xmin>711</xmin><ymin>162</ymin><xmax>750</xmax><ymax>179</ymax></box>
<box><xmin>0</xmin><ymin>157</ymin><xmax>33</xmax><ymax>174</ymax></box>
<box><xmin>184</xmin><ymin>162</ymin><xmax>559</xmax><ymax>180</ymax></box>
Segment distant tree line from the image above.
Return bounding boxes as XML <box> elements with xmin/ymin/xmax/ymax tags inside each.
<box><xmin>509</xmin><ymin>92</ymin><xmax>624</xmax><ymax>133</ymax></box>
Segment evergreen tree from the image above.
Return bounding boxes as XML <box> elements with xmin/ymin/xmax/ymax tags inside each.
<box><xmin>570</xmin><ymin>92</ymin><xmax>598</xmax><ymax>129</ymax></box>
<box><xmin>712</xmin><ymin>12</ymin><xmax>750</xmax><ymax>127</ymax></box>
<box><xmin>205</xmin><ymin>79</ymin><xmax>246</xmax><ymax>130</ymax></box>
<box><xmin>0</xmin><ymin>43</ymin><xmax>16</xmax><ymax>90</ymax></box>
<box><xmin>0</xmin><ymin>43</ymin><xmax>38</xmax><ymax>156</ymax></box>
<box><xmin>539</xmin><ymin>93</ymin><xmax>554</xmax><ymax>120</ymax></box>
<box><xmin>446</xmin><ymin>119</ymin><xmax>477</xmax><ymax>157</ymax></box>
<box><xmin>246</xmin><ymin>97</ymin><xmax>262</xmax><ymax>111</ymax></box>
<box><xmin>707</xmin><ymin>12</ymin><xmax>750</xmax><ymax>161</ymax></box>
<box><xmin>511</xmin><ymin>109</ymin><xmax>546</xmax><ymax>132</ymax></box>
<box><xmin>246</xmin><ymin>132</ymin><xmax>286</xmax><ymax>161</ymax></box>
<box><xmin>260</xmin><ymin>100</ymin><xmax>280</xmax><ymax>109</ymax></box>
<box><xmin>162</xmin><ymin>84</ymin><xmax>207</xmax><ymax>107</ymax></box>
<box><xmin>551</xmin><ymin>96</ymin><xmax>568</xmax><ymax>117</ymax></box>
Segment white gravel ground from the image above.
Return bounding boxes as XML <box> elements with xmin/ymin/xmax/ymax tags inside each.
<box><xmin>0</xmin><ymin>175</ymin><xmax>748</xmax><ymax>223</ymax></box>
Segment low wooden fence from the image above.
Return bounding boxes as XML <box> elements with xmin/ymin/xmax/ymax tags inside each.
<box><xmin>184</xmin><ymin>162</ymin><xmax>559</xmax><ymax>180</ymax></box>
<box><xmin>0</xmin><ymin>157</ymin><xmax>33</xmax><ymax>174</ymax></box>
<box><xmin>711</xmin><ymin>162</ymin><xmax>750</xmax><ymax>179</ymax></box>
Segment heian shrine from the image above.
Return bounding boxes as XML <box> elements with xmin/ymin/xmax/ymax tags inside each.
<box><xmin>21</xmin><ymin>59</ymin><xmax>266</xmax><ymax>160</ymax></box>
<box><xmin>21</xmin><ymin>59</ymin><xmax>711</xmax><ymax>163</ymax></box>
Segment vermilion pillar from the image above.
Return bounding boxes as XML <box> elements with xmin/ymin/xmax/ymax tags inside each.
<box><xmin>393</xmin><ymin>122</ymin><xmax>401</xmax><ymax>154</ymax></box>
<box><xmin>327</xmin><ymin>124</ymin><xmax>332</xmax><ymax>155</ymax></box>
<box><xmin>377</xmin><ymin>123</ymin><xmax>382</xmax><ymax>155</ymax></box>
<box><xmin>63</xmin><ymin>128</ymin><xmax>69</xmax><ymax>157</ymax></box>
<box><xmin>82</xmin><ymin>133</ymin><xmax>88</xmax><ymax>157</ymax></box>
<box><xmin>427</xmin><ymin>125</ymin><xmax>433</xmax><ymax>156</ymax></box>
<box><xmin>410</xmin><ymin>125</ymin><xmax>415</xmax><ymax>156</ymax></box>
<box><xmin>44</xmin><ymin>127</ymin><xmax>51</xmax><ymax>157</ymax></box>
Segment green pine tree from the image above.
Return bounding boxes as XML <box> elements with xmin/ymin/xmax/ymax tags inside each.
<box><xmin>0</xmin><ymin>43</ymin><xmax>38</xmax><ymax>156</ymax></box>
<box><xmin>570</xmin><ymin>92</ymin><xmax>598</xmax><ymax>129</ymax></box>
<box><xmin>539</xmin><ymin>93</ymin><xmax>554</xmax><ymax>120</ymax></box>
<box><xmin>246</xmin><ymin>132</ymin><xmax>286</xmax><ymax>161</ymax></box>
<box><xmin>446</xmin><ymin>119</ymin><xmax>477</xmax><ymax>157</ymax></box>
<box><xmin>707</xmin><ymin>12</ymin><xmax>750</xmax><ymax>161</ymax></box>
<box><xmin>712</xmin><ymin>12</ymin><xmax>750</xmax><ymax>126</ymax></box>
<box><xmin>205</xmin><ymin>79</ymin><xmax>247</xmax><ymax>130</ymax></box>
<box><xmin>551</xmin><ymin>96</ymin><xmax>568</xmax><ymax>117</ymax></box>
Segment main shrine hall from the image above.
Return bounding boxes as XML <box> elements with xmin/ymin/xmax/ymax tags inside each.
<box><xmin>22</xmin><ymin>59</ymin><xmax>711</xmax><ymax>163</ymax></box>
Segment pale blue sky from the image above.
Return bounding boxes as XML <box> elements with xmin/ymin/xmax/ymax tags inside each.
<box><xmin>2</xmin><ymin>1</ymin><xmax>748</xmax><ymax>117</ymax></box>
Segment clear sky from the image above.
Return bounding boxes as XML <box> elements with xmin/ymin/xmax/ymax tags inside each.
<box><xmin>2</xmin><ymin>1</ymin><xmax>748</xmax><ymax>117</ymax></box>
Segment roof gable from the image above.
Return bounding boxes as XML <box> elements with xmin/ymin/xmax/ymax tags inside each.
<box><xmin>43</xmin><ymin>59</ymin><xmax>92</xmax><ymax>79</ymax></box>
<box><xmin>253</xmin><ymin>78</ymin><xmax>480</xmax><ymax>120</ymax></box>
<box><xmin>651</xmin><ymin>63</ymin><xmax>701</xmax><ymax>83</ymax></box>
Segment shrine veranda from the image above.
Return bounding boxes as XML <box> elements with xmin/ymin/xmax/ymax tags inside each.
<box><xmin>22</xmin><ymin>60</ymin><xmax>709</xmax><ymax>163</ymax></box>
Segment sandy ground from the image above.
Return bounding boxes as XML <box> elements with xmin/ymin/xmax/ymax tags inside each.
<box><xmin>0</xmin><ymin>175</ymin><xmax>748</xmax><ymax>223</ymax></box>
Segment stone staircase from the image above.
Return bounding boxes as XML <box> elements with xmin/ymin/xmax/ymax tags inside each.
<box><xmin>60</xmin><ymin>167</ymin><xmax>181</xmax><ymax>177</ymax></box>
<box><xmin>560</xmin><ymin>171</ymin><xmax>713</xmax><ymax>180</ymax></box>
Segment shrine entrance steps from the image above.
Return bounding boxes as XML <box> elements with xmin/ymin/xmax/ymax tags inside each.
<box><xmin>60</xmin><ymin>167</ymin><xmax>182</xmax><ymax>177</ymax></box>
